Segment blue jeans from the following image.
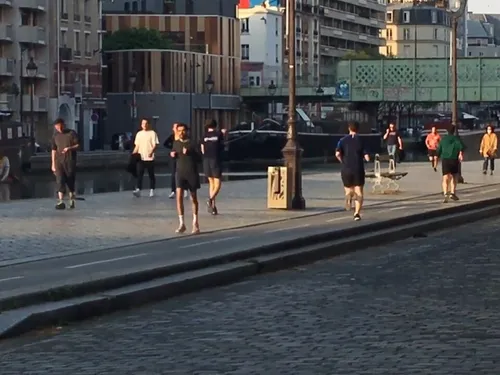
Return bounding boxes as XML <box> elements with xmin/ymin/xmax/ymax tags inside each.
<box><xmin>387</xmin><ymin>145</ymin><xmax>397</xmax><ymax>157</ymax></box>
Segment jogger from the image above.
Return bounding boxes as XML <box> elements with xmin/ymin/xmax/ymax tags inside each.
<box><xmin>437</xmin><ymin>125</ymin><xmax>464</xmax><ymax>203</ymax></box>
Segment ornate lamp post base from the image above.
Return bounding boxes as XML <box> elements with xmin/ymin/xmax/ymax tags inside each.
<box><xmin>282</xmin><ymin>137</ymin><xmax>305</xmax><ymax>210</ymax></box>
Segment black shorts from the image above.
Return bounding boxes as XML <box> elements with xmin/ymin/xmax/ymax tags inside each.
<box><xmin>442</xmin><ymin>158</ymin><xmax>459</xmax><ymax>175</ymax></box>
<box><xmin>55</xmin><ymin>166</ymin><xmax>76</xmax><ymax>193</ymax></box>
<box><xmin>176</xmin><ymin>172</ymin><xmax>200</xmax><ymax>192</ymax></box>
<box><xmin>341</xmin><ymin>170</ymin><xmax>365</xmax><ymax>188</ymax></box>
<box><xmin>428</xmin><ymin>149</ymin><xmax>438</xmax><ymax>157</ymax></box>
<box><xmin>203</xmin><ymin>158</ymin><xmax>222</xmax><ymax>179</ymax></box>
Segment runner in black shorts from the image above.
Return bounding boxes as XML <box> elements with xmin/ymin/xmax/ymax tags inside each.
<box><xmin>201</xmin><ymin>119</ymin><xmax>226</xmax><ymax>215</ymax></box>
<box><xmin>335</xmin><ymin>122</ymin><xmax>370</xmax><ymax>221</ymax></box>
<box><xmin>436</xmin><ymin>125</ymin><xmax>464</xmax><ymax>203</ymax></box>
<box><xmin>170</xmin><ymin>123</ymin><xmax>201</xmax><ymax>234</ymax></box>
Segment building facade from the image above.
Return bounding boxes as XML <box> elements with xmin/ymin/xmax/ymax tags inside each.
<box><xmin>104</xmin><ymin>14</ymin><xmax>241</xmax><ymax>142</ymax></box>
<box><xmin>238</xmin><ymin>3</ymin><xmax>283</xmax><ymax>89</ymax></box>
<box><xmin>382</xmin><ymin>4</ymin><xmax>452</xmax><ymax>58</ymax></box>
<box><xmin>466</xmin><ymin>13</ymin><xmax>500</xmax><ymax>57</ymax></box>
<box><xmin>318</xmin><ymin>0</ymin><xmax>386</xmax><ymax>85</ymax></box>
<box><xmin>0</xmin><ymin>0</ymin><xmax>103</xmax><ymax>149</ymax></box>
<box><xmin>102</xmin><ymin>0</ymin><xmax>239</xmax><ymax>18</ymax></box>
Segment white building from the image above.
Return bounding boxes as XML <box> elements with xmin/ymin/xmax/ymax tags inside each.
<box><xmin>238</xmin><ymin>2</ymin><xmax>283</xmax><ymax>88</ymax></box>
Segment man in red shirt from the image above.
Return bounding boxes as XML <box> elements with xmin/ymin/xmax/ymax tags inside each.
<box><xmin>425</xmin><ymin>126</ymin><xmax>441</xmax><ymax>172</ymax></box>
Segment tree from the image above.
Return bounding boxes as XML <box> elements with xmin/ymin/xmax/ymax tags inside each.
<box><xmin>341</xmin><ymin>49</ymin><xmax>389</xmax><ymax>60</ymax></box>
<box><xmin>103</xmin><ymin>28</ymin><xmax>173</xmax><ymax>51</ymax></box>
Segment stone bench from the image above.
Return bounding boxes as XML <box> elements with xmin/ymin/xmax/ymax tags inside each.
<box><xmin>365</xmin><ymin>154</ymin><xmax>408</xmax><ymax>194</ymax></box>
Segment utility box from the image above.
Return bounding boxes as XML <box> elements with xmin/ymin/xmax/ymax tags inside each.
<box><xmin>267</xmin><ymin>166</ymin><xmax>292</xmax><ymax>209</ymax></box>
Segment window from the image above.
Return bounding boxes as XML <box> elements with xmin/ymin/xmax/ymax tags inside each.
<box><xmin>403</xmin><ymin>11</ymin><xmax>410</xmax><ymax>23</ymax></box>
<box><xmin>84</xmin><ymin>33</ymin><xmax>90</xmax><ymax>55</ymax></box>
<box><xmin>403</xmin><ymin>28</ymin><xmax>410</xmax><ymax>40</ymax></box>
<box><xmin>21</xmin><ymin>11</ymin><xmax>30</xmax><ymax>26</ymax></box>
<box><xmin>433</xmin><ymin>28</ymin><xmax>438</xmax><ymax>40</ymax></box>
<box><xmin>83</xmin><ymin>0</ymin><xmax>88</xmax><ymax>16</ymax></box>
<box><xmin>60</xmin><ymin>0</ymin><xmax>67</xmax><ymax>14</ymax></box>
<box><xmin>241</xmin><ymin>18</ymin><xmax>249</xmax><ymax>33</ymax></box>
<box><xmin>387</xmin><ymin>28</ymin><xmax>393</xmax><ymax>40</ymax></box>
<box><xmin>433</xmin><ymin>44</ymin><xmax>438</xmax><ymax>57</ymax></box>
<box><xmin>479</xmin><ymin>52</ymin><xmax>484</xmax><ymax>56</ymax></box>
<box><xmin>141</xmin><ymin>0</ymin><xmax>146</xmax><ymax>11</ymax></box>
<box><xmin>386</xmin><ymin>11</ymin><xmax>393</xmax><ymax>23</ymax></box>
<box><xmin>275</xmin><ymin>17</ymin><xmax>279</xmax><ymax>36</ymax></box>
<box><xmin>124</xmin><ymin>2</ymin><xmax>130</xmax><ymax>12</ymax></box>
<box><xmin>60</xmin><ymin>30</ymin><xmax>67</xmax><ymax>46</ymax></box>
<box><xmin>314</xmin><ymin>19</ymin><xmax>318</xmax><ymax>32</ymax></box>
<box><xmin>404</xmin><ymin>45</ymin><xmax>411</xmax><ymax>57</ymax></box>
<box><xmin>74</xmin><ymin>0</ymin><xmax>80</xmax><ymax>15</ymax></box>
<box><xmin>85</xmin><ymin>68</ymin><xmax>89</xmax><ymax>89</ymax></box>
<box><xmin>132</xmin><ymin>1</ymin><xmax>138</xmax><ymax>11</ymax></box>
<box><xmin>74</xmin><ymin>31</ymin><xmax>81</xmax><ymax>55</ymax></box>
<box><xmin>296</xmin><ymin>16</ymin><xmax>301</xmax><ymax>31</ymax></box>
<box><xmin>431</xmin><ymin>11</ymin><xmax>437</xmax><ymax>24</ymax></box>
<box><xmin>275</xmin><ymin>44</ymin><xmax>279</xmax><ymax>63</ymax></box>
<box><xmin>241</xmin><ymin>44</ymin><xmax>249</xmax><ymax>60</ymax></box>
<box><xmin>387</xmin><ymin>45</ymin><xmax>392</xmax><ymax>55</ymax></box>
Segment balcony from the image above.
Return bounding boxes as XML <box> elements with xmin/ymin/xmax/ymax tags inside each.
<box><xmin>320</xmin><ymin>25</ymin><xmax>383</xmax><ymax>46</ymax></box>
<box><xmin>0</xmin><ymin>0</ymin><xmax>12</xmax><ymax>7</ymax></box>
<box><xmin>74</xmin><ymin>50</ymin><xmax>82</xmax><ymax>58</ymax></box>
<box><xmin>22</xmin><ymin>95</ymin><xmax>48</xmax><ymax>112</ymax></box>
<box><xmin>84</xmin><ymin>15</ymin><xmax>91</xmax><ymax>23</ymax></box>
<box><xmin>60</xmin><ymin>47</ymin><xmax>73</xmax><ymax>62</ymax></box>
<box><xmin>0</xmin><ymin>94</ymin><xmax>15</xmax><ymax>112</ymax></box>
<box><xmin>18</xmin><ymin>0</ymin><xmax>47</xmax><ymax>11</ymax></box>
<box><xmin>0</xmin><ymin>58</ymin><xmax>15</xmax><ymax>76</ymax></box>
<box><xmin>22</xmin><ymin>62</ymin><xmax>48</xmax><ymax>79</ymax></box>
<box><xmin>74</xmin><ymin>14</ymin><xmax>81</xmax><ymax>22</ymax></box>
<box><xmin>85</xmin><ymin>51</ymin><xmax>92</xmax><ymax>58</ymax></box>
<box><xmin>18</xmin><ymin>26</ymin><xmax>47</xmax><ymax>45</ymax></box>
<box><xmin>0</xmin><ymin>24</ymin><xmax>13</xmax><ymax>42</ymax></box>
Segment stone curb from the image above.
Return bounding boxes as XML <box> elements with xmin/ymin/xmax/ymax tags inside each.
<box><xmin>1</xmin><ymin>196</ymin><xmax>500</xmax><ymax>339</ymax></box>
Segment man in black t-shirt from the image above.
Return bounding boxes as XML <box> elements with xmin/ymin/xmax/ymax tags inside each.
<box><xmin>335</xmin><ymin>121</ymin><xmax>370</xmax><ymax>221</ymax></box>
<box><xmin>383</xmin><ymin>122</ymin><xmax>403</xmax><ymax>159</ymax></box>
<box><xmin>201</xmin><ymin>119</ymin><xmax>226</xmax><ymax>215</ymax></box>
<box><xmin>170</xmin><ymin>123</ymin><xmax>201</xmax><ymax>234</ymax></box>
<box><xmin>51</xmin><ymin>118</ymin><xmax>79</xmax><ymax>210</ymax></box>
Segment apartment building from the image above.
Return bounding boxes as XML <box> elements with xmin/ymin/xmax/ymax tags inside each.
<box><xmin>238</xmin><ymin>3</ymin><xmax>283</xmax><ymax>89</ymax></box>
<box><xmin>0</xmin><ymin>0</ymin><xmax>103</xmax><ymax>149</ymax></box>
<box><xmin>382</xmin><ymin>3</ymin><xmax>452</xmax><ymax>58</ymax></box>
<box><xmin>318</xmin><ymin>0</ymin><xmax>386</xmax><ymax>85</ymax></box>
<box><xmin>467</xmin><ymin>13</ymin><xmax>500</xmax><ymax>57</ymax></box>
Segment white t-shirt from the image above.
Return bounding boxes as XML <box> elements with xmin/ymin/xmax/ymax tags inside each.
<box><xmin>134</xmin><ymin>130</ymin><xmax>159</xmax><ymax>161</ymax></box>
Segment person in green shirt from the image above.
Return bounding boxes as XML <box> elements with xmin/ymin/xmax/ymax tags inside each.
<box><xmin>436</xmin><ymin>125</ymin><xmax>464</xmax><ymax>203</ymax></box>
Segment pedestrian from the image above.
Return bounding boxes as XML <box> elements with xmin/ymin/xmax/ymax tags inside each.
<box><xmin>51</xmin><ymin>118</ymin><xmax>79</xmax><ymax>210</ymax></box>
<box><xmin>170</xmin><ymin>123</ymin><xmax>201</xmax><ymax>234</ymax></box>
<box><xmin>201</xmin><ymin>119</ymin><xmax>226</xmax><ymax>215</ymax></box>
<box><xmin>383</xmin><ymin>122</ymin><xmax>403</xmax><ymax>160</ymax></box>
<box><xmin>164</xmin><ymin>123</ymin><xmax>187</xmax><ymax>199</ymax></box>
<box><xmin>425</xmin><ymin>125</ymin><xmax>441</xmax><ymax>172</ymax></box>
<box><xmin>436</xmin><ymin>124</ymin><xmax>464</xmax><ymax>203</ymax></box>
<box><xmin>479</xmin><ymin>125</ymin><xmax>497</xmax><ymax>175</ymax></box>
<box><xmin>335</xmin><ymin>121</ymin><xmax>370</xmax><ymax>221</ymax></box>
<box><xmin>132</xmin><ymin>118</ymin><xmax>159</xmax><ymax>197</ymax></box>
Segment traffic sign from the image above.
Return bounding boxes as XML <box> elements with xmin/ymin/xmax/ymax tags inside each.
<box><xmin>91</xmin><ymin>112</ymin><xmax>99</xmax><ymax>122</ymax></box>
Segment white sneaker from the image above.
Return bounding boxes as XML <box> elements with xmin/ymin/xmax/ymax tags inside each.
<box><xmin>168</xmin><ymin>191</ymin><xmax>175</xmax><ymax>199</ymax></box>
<box><xmin>184</xmin><ymin>190</ymin><xmax>188</xmax><ymax>198</ymax></box>
<box><xmin>149</xmin><ymin>189</ymin><xmax>155</xmax><ymax>197</ymax></box>
<box><xmin>133</xmin><ymin>189</ymin><xmax>140</xmax><ymax>197</ymax></box>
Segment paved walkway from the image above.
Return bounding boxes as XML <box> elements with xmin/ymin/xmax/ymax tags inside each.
<box><xmin>0</xmin><ymin>160</ymin><xmax>495</xmax><ymax>264</ymax></box>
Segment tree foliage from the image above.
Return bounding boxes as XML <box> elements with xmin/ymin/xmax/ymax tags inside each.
<box><xmin>342</xmin><ymin>49</ymin><xmax>389</xmax><ymax>60</ymax></box>
<box><xmin>103</xmin><ymin>28</ymin><xmax>173</xmax><ymax>51</ymax></box>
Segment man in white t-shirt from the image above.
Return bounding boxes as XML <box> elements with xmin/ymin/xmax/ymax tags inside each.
<box><xmin>132</xmin><ymin>118</ymin><xmax>159</xmax><ymax>197</ymax></box>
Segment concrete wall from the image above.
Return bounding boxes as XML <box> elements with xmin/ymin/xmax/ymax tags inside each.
<box><xmin>105</xmin><ymin>92</ymin><xmax>240</xmax><ymax>143</ymax></box>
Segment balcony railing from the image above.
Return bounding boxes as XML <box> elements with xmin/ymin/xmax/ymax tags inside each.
<box><xmin>84</xmin><ymin>15</ymin><xmax>91</xmax><ymax>23</ymax></box>
<box><xmin>18</xmin><ymin>26</ymin><xmax>47</xmax><ymax>45</ymax></box>
<box><xmin>0</xmin><ymin>24</ymin><xmax>13</xmax><ymax>41</ymax></box>
<box><xmin>59</xmin><ymin>47</ymin><xmax>73</xmax><ymax>62</ymax></box>
<box><xmin>74</xmin><ymin>14</ymin><xmax>81</xmax><ymax>22</ymax></box>
<box><xmin>0</xmin><ymin>93</ymin><xmax>15</xmax><ymax>112</ymax></box>
<box><xmin>0</xmin><ymin>57</ymin><xmax>15</xmax><ymax>76</ymax></box>
<box><xmin>0</xmin><ymin>0</ymin><xmax>12</xmax><ymax>7</ymax></box>
<box><xmin>18</xmin><ymin>0</ymin><xmax>47</xmax><ymax>11</ymax></box>
<box><xmin>22</xmin><ymin>95</ymin><xmax>48</xmax><ymax>112</ymax></box>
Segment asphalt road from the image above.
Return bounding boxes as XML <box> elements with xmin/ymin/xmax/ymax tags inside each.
<box><xmin>0</xmin><ymin>184</ymin><xmax>498</xmax><ymax>304</ymax></box>
<box><xmin>1</xmin><ymin>211</ymin><xmax>500</xmax><ymax>374</ymax></box>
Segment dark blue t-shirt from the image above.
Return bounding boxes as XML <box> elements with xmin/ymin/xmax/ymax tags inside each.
<box><xmin>202</xmin><ymin>130</ymin><xmax>224</xmax><ymax>160</ymax></box>
<box><xmin>336</xmin><ymin>134</ymin><xmax>366</xmax><ymax>173</ymax></box>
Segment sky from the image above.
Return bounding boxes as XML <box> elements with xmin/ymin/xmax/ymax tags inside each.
<box><xmin>466</xmin><ymin>0</ymin><xmax>500</xmax><ymax>14</ymax></box>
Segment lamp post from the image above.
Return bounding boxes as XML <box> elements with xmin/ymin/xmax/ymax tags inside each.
<box><xmin>268</xmin><ymin>80</ymin><xmax>277</xmax><ymax>118</ymax></box>
<box><xmin>282</xmin><ymin>0</ymin><xmax>305</xmax><ymax>209</ymax></box>
<box><xmin>129</xmin><ymin>70</ymin><xmax>137</xmax><ymax>132</ymax></box>
<box><xmin>316</xmin><ymin>85</ymin><xmax>324</xmax><ymax>121</ymax></box>
<box><xmin>205</xmin><ymin>74</ymin><xmax>214</xmax><ymax>112</ymax></box>
<box><xmin>450</xmin><ymin>0</ymin><xmax>468</xmax><ymax>183</ymax></box>
<box><xmin>25</xmin><ymin>58</ymin><xmax>37</xmax><ymax>154</ymax></box>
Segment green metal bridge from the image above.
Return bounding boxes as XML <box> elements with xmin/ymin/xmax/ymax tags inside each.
<box><xmin>336</xmin><ymin>57</ymin><xmax>500</xmax><ymax>102</ymax></box>
<box><xmin>240</xmin><ymin>58</ymin><xmax>500</xmax><ymax>103</ymax></box>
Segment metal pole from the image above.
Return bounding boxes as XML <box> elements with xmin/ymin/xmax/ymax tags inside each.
<box><xmin>190</xmin><ymin>55</ymin><xmax>195</xmax><ymax>125</ymax></box>
<box><xmin>451</xmin><ymin>18</ymin><xmax>458</xmax><ymax>130</ymax></box>
<box><xmin>30</xmin><ymin>79</ymin><xmax>34</xmax><ymax>154</ymax></box>
<box><xmin>132</xmin><ymin>89</ymin><xmax>136</xmax><ymax>131</ymax></box>
<box><xmin>19</xmin><ymin>53</ymin><xmax>23</xmax><ymax>124</ymax></box>
<box><xmin>208</xmin><ymin>92</ymin><xmax>212</xmax><ymax>111</ymax></box>
<box><xmin>281</xmin><ymin>0</ymin><xmax>305</xmax><ymax>209</ymax></box>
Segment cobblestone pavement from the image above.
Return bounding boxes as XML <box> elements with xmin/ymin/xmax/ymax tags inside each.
<box><xmin>2</xmin><ymin>160</ymin><xmax>476</xmax><ymax>263</ymax></box>
<box><xmin>2</xmin><ymin>216</ymin><xmax>500</xmax><ymax>374</ymax></box>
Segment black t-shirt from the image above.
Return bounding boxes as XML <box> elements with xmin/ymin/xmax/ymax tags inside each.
<box><xmin>172</xmin><ymin>139</ymin><xmax>199</xmax><ymax>175</ymax></box>
<box><xmin>201</xmin><ymin>130</ymin><xmax>224</xmax><ymax>160</ymax></box>
<box><xmin>336</xmin><ymin>134</ymin><xmax>366</xmax><ymax>173</ymax></box>
<box><xmin>386</xmin><ymin>129</ymin><xmax>400</xmax><ymax>146</ymax></box>
<box><xmin>51</xmin><ymin>129</ymin><xmax>79</xmax><ymax>166</ymax></box>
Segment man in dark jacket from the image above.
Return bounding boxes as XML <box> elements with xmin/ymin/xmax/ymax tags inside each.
<box><xmin>164</xmin><ymin>123</ymin><xmax>186</xmax><ymax>199</ymax></box>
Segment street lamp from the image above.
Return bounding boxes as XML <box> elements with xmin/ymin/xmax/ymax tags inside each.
<box><xmin>450</xmin><ymin>0</ymin><xmax>468</xmax><ymax>183</ymax></box>
<box><xmin>282</xmin><ymin>0</ymin><xmax>305</xmax><ymax>209</ymax></box>
<box><xmin>129</xmin><ymin>70</ymin><xmax>137</xmax><ymax>131</ymax></box>
<box><xmin>26</xmin><ymin>57</ymin><xmax>37</xmax><ymax>153</ymax></box>
<box><xmin>316</xmin><ymin>85</ymin><xmax>324</xmax><ymax>95</ymax></box>
<box><xmin>268</xmin><ymin>80</ymin><xmax>277</xmax><ymax>118</ymax></box>
<box><xmin>205</xmin><ymin>74</ymin><xmax>214</xmax><ymax>111</ymax></box>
